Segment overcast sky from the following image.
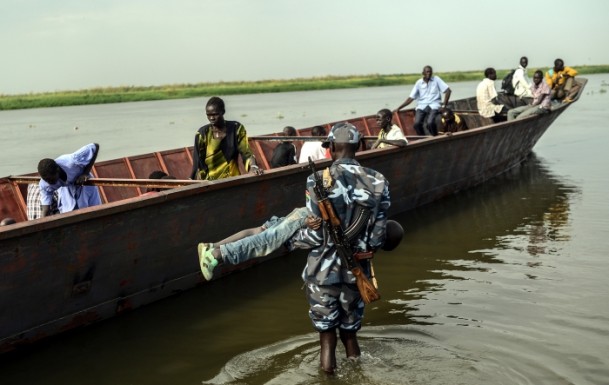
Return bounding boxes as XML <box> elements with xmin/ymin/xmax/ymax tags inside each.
<box><xmin>1</xmin><ymin>0</ymin><xmax>608</xmax><ymax>95</ymax></box>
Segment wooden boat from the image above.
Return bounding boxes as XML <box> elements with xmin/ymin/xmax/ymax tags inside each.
<box><xmin>0</xmin><ymin>79</ymin><xmax>586</xmax><ymax>353</ymax></box>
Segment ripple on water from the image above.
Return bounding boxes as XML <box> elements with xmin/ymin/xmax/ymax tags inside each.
<box><xmin>202</xmin><ymin>326</ymin><xmax>485</xmax><ymax>385</ymax></box>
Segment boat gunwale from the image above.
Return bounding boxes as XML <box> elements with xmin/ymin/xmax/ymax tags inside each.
<box><xmin>0</xmin><ymin>99</ymin><xmax>575</xmax><ymax>240</ymax></box>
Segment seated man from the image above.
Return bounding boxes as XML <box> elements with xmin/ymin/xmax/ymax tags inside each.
<box><xmin>512</xmin><ymin>56</ymin><xmax>533</xmax><ymax>105</ymax></box>
<box><xmin>299</xmin><ymin>125</ymin><xmax>328</xmax><ymax>163</ymax></box>
<box><xmin>37</xmin><ymin>143</ymin><xmax>102</xmax><ymax>217</ymax></box>
<box><xmin>438</xmin><ymin>108</ymin><xmax>467</xmax><ymax>134</ymax></box>
<box><xmin>371</xmin><ymin>109</ymin><xmax>408</xmax><ymax>149</ymax></box>
<box><xmin>395</xmin><ymin>65</ymin><xmax>451</xmax><ymax>136</ymax></box>
<box><xmin>476</xmin><ymin>68</ymin><xmax>508</xmax><ymax>123</ymax></box>
<box><xmin>508</xmin><ymin>70</ymin><xmax>552</xmax><ymax>121</ymax></box>
<box><xmin>545</xmin><ymin>58</ymin><xmax>581</xmax><ymax>103</ymax></box>
<box><xmin>270</xmin><ymin>126</ymin><xmax>298</xmax><ymax>168</ymax></box>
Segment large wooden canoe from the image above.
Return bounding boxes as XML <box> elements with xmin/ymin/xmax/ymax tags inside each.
<box><xmin>0</xmin><ymin>80</ymin><xmax>586</xmax><ymax>353</ymax></box>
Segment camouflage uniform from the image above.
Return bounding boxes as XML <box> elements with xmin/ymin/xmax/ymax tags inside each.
<box><xmin>294</xmin><ymin>157</ymin><xmax>390</xmax><ymax>332</ymax></box>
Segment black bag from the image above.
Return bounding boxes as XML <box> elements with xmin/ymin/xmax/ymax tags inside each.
<box><xmin>501</xmin><ymin>69</ymin><xmax>516</xmax><ymax>95</ymax></box>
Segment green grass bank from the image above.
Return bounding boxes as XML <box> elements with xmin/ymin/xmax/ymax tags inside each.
<box><xmin>2</xmin><ymin>65</ymin><xmax>608</xmax><ymax>110</ymax></box>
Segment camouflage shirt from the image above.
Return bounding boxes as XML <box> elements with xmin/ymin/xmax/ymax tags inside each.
<box><xmin>294</xmin><ymin>157</ymin><xmax>390</xmax><ymax>285</ymax></box>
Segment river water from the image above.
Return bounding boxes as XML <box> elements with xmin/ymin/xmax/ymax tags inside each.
<box><xmin>1</xmin><ymin>75</ymin><xmax>609</xmax><ymax>385</ymax></box>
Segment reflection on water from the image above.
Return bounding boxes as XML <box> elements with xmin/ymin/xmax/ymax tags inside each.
<box><xmin>374</xmin><ymin>154</ymin><xmax>580</xmax><ymax>328</ymax></box>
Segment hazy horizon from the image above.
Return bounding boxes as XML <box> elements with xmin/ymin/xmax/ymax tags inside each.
<box><xmin>2</xmin><ymin>0</ymin><xmax>608</xmax><ymax>95</ymax></box>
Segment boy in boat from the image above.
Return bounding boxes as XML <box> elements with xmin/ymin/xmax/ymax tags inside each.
<box><xmin>545</xmin><ymin>58</ymin><xmax>581</xmax><ymax>103</ymax></box>
<box><xmin>512</xmin><ymin>56</ymin><xmax>533</xmax><ymax>106</ymax></box>
<box><xmin>438</xmin><ymin>108</ymin><xmax>467</xmax><ymax>134</ymax></box>
<box><xmin>140</xmin><ymin>170</ymin><xmax>176</xmax><ymax>195</ymax></box>
<box><xmin>37</xmin><ymin>143</ymin><xmax>102</xmax><ymax>217</ymax></box>
<box><xmin>507</xmin><ymin>70</ymin><xmax>552</xmax><ymax>121</ymax></box>
<box><xmin>269</xmin><ymin>126</ymin><xmax>298</xmax><ymax>168</ymax></box>
<box><xmin>371</xmin><ymin>109</ymin><xmax>408</xmax><ymax>149</ymax></box>
<box><xmin>298</xmin><ymin>125</ymin><xmax>329</xmax><ymax>163</ymax></box>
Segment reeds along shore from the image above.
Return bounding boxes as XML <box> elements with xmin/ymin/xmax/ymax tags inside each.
<box><xmin>2</xmin><ymin>65</ymin><xmax>608</xmax><ymax>111</ymax></box>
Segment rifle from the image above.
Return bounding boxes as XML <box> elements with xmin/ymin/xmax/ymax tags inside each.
<box><xmin>307</xmin><ymin>158</ymin><xmax>380</xmax><ymax>304</ymax></box>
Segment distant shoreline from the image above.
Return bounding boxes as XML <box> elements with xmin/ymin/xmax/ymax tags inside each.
<box><xmin>2</xmin><ymin>65</ymin><xmax>608</xmax><ymax>111</ymax></box>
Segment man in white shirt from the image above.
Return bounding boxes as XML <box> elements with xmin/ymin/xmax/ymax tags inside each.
<box><xmin>298</xmin><ymin>125</ymin><xmax>328</xmax><ymax>163</ymax></box>
<box><xmin>476</xmin><ymin>68</ymin><xmax>508</xmax><ymax>123</ymax></box>
<box><xmin>513</xmin><ymin>56</ymin><xmax>533</xmax><ymax>102</ymax></box>
<box><xmin>371</xmin><ymin>109</ymin><xmax>408</xmax><ymax>149</ymax></box>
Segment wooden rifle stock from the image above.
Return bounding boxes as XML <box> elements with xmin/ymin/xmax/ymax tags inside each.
<box><xmin>307</xmin><ymin>158</ymin><xmax>380</xmax><ymax>304</ymax></box>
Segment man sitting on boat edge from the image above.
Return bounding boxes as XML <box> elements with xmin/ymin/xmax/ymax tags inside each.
<box><xmin>394</xmin><ymin>65</ymin><xmax>452</xmax><ymax>136</ymax></box>
<box><xmin>476</xmin><ymin>68</ymin><xmax>508</xmax><ymax>123</ymax></box>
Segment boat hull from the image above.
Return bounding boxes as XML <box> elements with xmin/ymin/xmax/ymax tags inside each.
<box><xmin>0</xmin><ymin>82</ymin><xmax>584</xmax><ymax>353</ymax></box>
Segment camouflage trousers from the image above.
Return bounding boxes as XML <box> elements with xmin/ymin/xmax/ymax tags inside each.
<box><xmin>305</xmin><ymin>281</ymin><xmax>364</xmax><ymax>332</ymax></box>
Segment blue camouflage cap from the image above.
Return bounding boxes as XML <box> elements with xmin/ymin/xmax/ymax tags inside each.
<box><xmin>321</xmin><ymin>122</ymin><xmax>361</xmax><ymax>148</ymax></box>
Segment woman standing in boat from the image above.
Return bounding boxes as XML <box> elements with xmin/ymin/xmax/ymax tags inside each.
<box><xmin>190</xmin><ymin>96</ymin><xmax>262</xmax><ymax>180</ymax></box>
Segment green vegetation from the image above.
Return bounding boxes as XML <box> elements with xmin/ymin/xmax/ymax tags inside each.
<box><xmin>2</xmin><ymin>65</ymin><xmax>608</xmax><ymax>111</ymax></box>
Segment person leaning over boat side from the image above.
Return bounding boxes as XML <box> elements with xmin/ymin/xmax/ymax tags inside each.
<box><xmin>37</xmin><ymin>143</ymin><xmax>102</xmax><ymax>217</ymax></box>
<box><xmin>507</xmin><ymin>70</ymin><xmax>552</xmax><ymax>121</ymax></box>
<box><xmin>298</xmin><ymin>125</ymin><xmax>328</xmax><ymax>163</ymax></box>
<box><xmin>270</xmin><ymin>126</ymin><xmax>298</xmax><ymax>168</ymax></box>
<box><xmin>293</xmin><ymin>122</ymin><xmax>391</xmax><ymax>374</ymax></box>
<box><xmin>438</xmin><ymin>108</ymin><xmax>468</xmax><ymax>134</ymax></box>
<box><xmin>545</xmin><ymin>58</ymin><xmax>581</xmax><ymax>103</ymax></box>
<box><xmin>190</xmin><ymin>96</ymin><xmax>262</xmax><ymax>180</ymax></box>
<box><xmin>476</xmin><ymin>68</ymin><xmax>508</xmax><ymax>123</ymax></box>
<box><xmin>394</xmin><ymin>65</ymin><xmax>452</xmax><ymax>136</ymax></box>
<box><xmin>371</xmin><ymin>109</ymin><xmax>408</xmax><ymax>149</ymax></box>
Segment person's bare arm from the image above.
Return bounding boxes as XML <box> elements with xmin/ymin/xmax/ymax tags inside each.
<box><xmin>76</xmin><ymin>143</ymin><xmax>99</xmax><ymax>185</ymax></box>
